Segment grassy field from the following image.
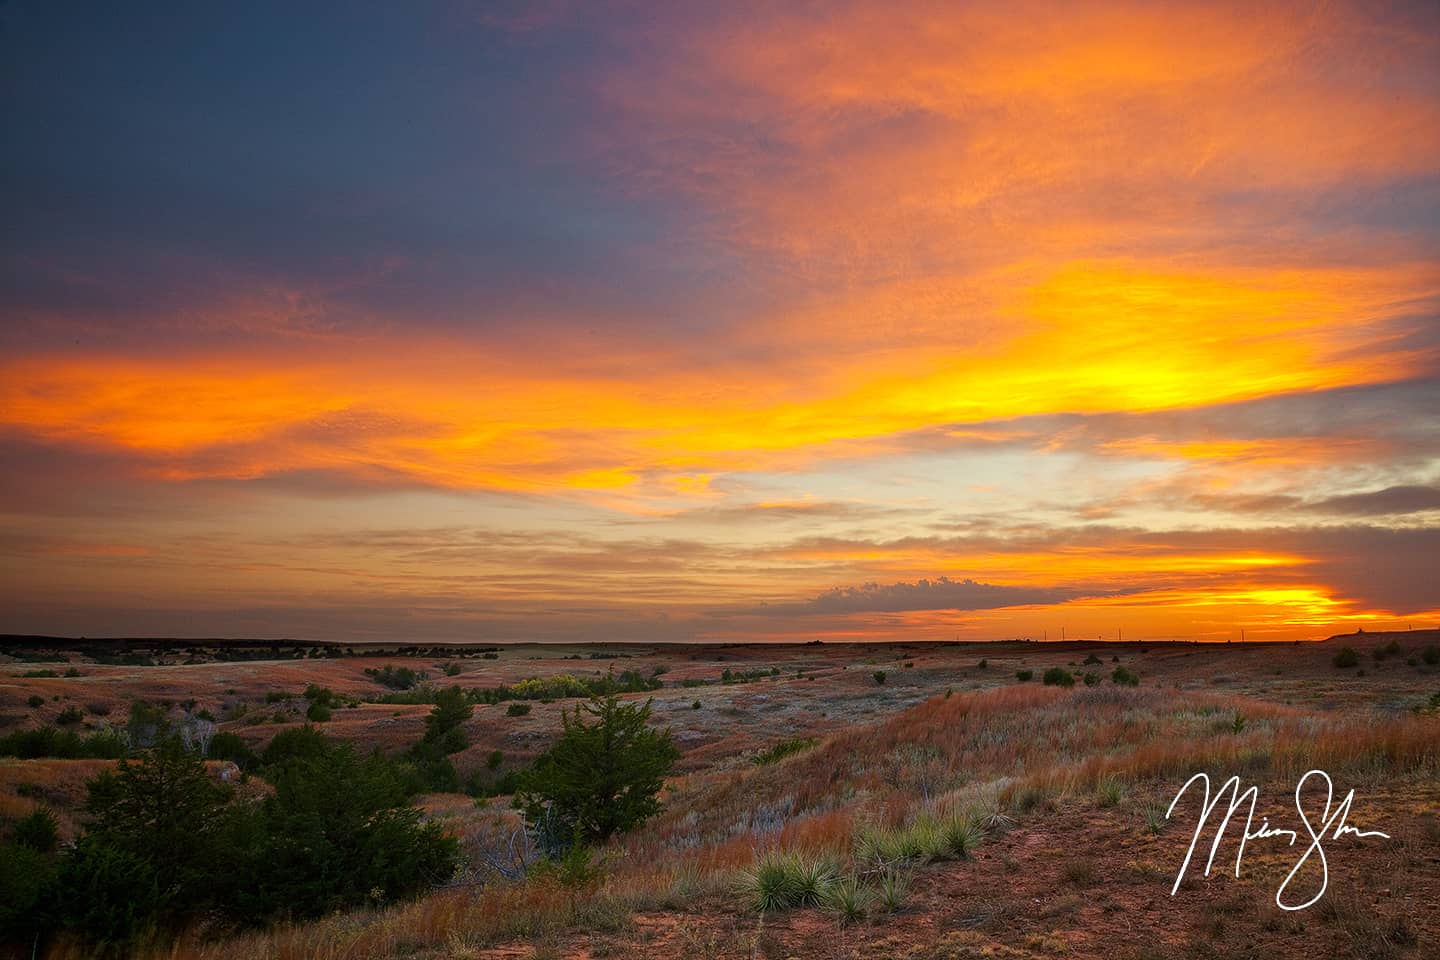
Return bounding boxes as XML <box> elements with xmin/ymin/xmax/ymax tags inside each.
<box><xmin>3</xmin><ymin>630</ymin><xmax>1438</xmax><ymax>959</ymax></box>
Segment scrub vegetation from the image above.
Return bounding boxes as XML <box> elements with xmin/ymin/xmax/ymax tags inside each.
<box><xmin>1</xmin><ymin>629</ymin><xmax>1437</xmax><ymax>959</ymax></box>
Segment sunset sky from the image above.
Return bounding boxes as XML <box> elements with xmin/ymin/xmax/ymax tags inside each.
<box><xmin>2</xmin><ymin>1</ymin><xmax>1438</xmax><ymax>642</ymax></box>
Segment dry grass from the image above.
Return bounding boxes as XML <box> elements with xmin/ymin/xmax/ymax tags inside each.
<box><xmin>5</xmin><ymin>635</ymin><xmax>1438</xmax><ymax>959</ymax></box>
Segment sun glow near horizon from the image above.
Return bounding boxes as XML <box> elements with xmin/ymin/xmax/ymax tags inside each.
<box><xmin>1</xmin><ymin>0</ymin><xmax>1437</xmax><ymax>642</ymax></box>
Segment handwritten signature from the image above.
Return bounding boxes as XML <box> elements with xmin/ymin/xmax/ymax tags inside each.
<box><xmin>1166</xmin><ymin>769</ymin><xmax>1390</xmax><ymax>910</ymax></box>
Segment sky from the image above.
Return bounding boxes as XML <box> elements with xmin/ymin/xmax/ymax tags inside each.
<box><xmin>1</xmin><ymin>0</ymin><xmax>1438</xmax><ymax>643</ymax></box>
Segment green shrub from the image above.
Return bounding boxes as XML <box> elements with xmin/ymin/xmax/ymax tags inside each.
<box><xmin>873</xmin><ymin>670</ymin><xmax>887</xmax><ymax>685</ymax></box>
<box><xmin>1015</xmin><ymin>669</ymin><xmax>1033</xmax><ymax>682</ymax></box>
<box><xmin>1043</xmin><ymin>667</ymin><xmax>1075</xmax><ymax>687</ymax></box>
<box><xmin>1422</xmin><ymin>645</ymin><xmax>1438</xmax><ymax>666</ymax></box>
<box><xmin>305</xmin><ymin>702</ymin><xmax>331</xmax><ymax>722</ymax></box>
<box><xmin>27</xmin><ymin>695</ymin><xmax>44</xmax><ymax>708</ymax></box>
<box><xmin>977</xmin><ymin>658</ymin><xmax>988</xmax><ymax>669</ymax></box>
<box><xmin>207</xmin><ymin>732</ymin><xmax>257</xmax><ymax>769</ymax></box>
<box><xmin>364</xmin><ymin>665</ymin><xmax>426</xmax><ymax>690</ymax></box>
<box><xmin>1333</xmin><ymin>647</ymin><xmax>1359</xmax><ymax>669</ymax></box>
<box><xmin>1082</xmin><ymin>671</ymin><xmax>1101</xmax><ymax>686</ymax></box>
<box><xmin>260</xmin><ymin>724</ymin><xmax>330</xmax><ymax>769</ymax></box>
<box><xmin>506</xmin><ymin>702</ymin><xmax>531</xmax><ymax>717</ymax></box>
<box><xmin>751</xmin><ymin>736</ymin><xmax>817</xmax><ymax>766</ymax></box>
<box><xmin>244</xmin><ymin>736</ymin><xmax>459</xmax><ymax>923</ymax></box>
<box><xmin>12</xmin><ymin>806</ymin><xmax>61</xmax><ymax>853</ymax></box>
<box><xmin>0</xmin><ymin>725</ymin><xmax>126</xmax><ymax>760</ymax></box>
<box><xmin>56</xmin><ymin>705</ymin><xmax>84</xmax><ymax>725</ymax></box>
<box><xmin>486</xmin><ymin>749</ymin><xmax>504</xmax><ymax>770</ymax></box>
<box><xmin>1111</xmin><ymin>666</ymin><xmax>1140</xmax><ymax>686</ymax></box>
<box><xmin>0</xmin><ymin>840</ymin><xmax>57</xmax><ymax>942</ymax></box>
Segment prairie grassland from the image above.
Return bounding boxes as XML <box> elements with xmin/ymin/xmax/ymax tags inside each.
<box><xmin>4</xmin><ymin>631</ymin><xmax>1439</xmax><ymax>959</ymax></box>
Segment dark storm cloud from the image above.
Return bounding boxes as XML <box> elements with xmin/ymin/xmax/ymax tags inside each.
<box><xmin>0</xmin><ymin>0</ymin><xmax>743</xmax><ymax>354</ymax></box>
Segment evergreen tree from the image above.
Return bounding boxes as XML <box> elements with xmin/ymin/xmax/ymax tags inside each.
<box><xmin>514</xmin><ymin>695</ymin><xmax>679</xmax><ymax>849</ymax></box>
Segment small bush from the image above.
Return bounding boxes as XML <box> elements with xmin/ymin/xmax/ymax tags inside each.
<box><xmin>27</xmin><ymin>695</ymin><xmax>44</xmax><ymax>708</ymax></box>
<box><xmin>486</xmin><ymin>749</ymin><xmax>504</xmax><ymax>770</ymax></box>
<box><xmin>1015</xmin><ymin>669</ymin><xmax>1033</xmax><ymax>682</ymax></box>
<box><xmin>977</xmin><ymin>658</ymin><xmax>988</xmax><ymax>669</ymax></box>
<box><xmin>1082</xmin><ymin>672</ymin><xmax>1101</xmax><ymax>686</ymax></box>
<box><xmin>55</xmin><ymin>705</ymin><xmax>84</xmax><ymax>725</ymax></box>
<box><xmin>752</xmin><ymin>737</ymin><xmax>817</xmax><ymax>766</ymax></box>
<box><xmin>1112</xmin><ymin>666</ymin><xmax>1140</xmax><ymax>686</ymax></box>
<box><xmin>1043</xmin><ymin>667</ymin><xmax>1075</xmax><ymax>687</ymax></box>
<box><xmin>305</xmin><ymin>702</ymin><xmax>332</xmax><ymax>722</ymax></box>
<box><xmin>12</xmin><ymin>806</ymin><xmax>61</xmax><ymax>853</ymax></box>
<box><xmin>1083</xmin><ymin>654</ymin><xmax>1102</xmax><ymax>665</ymax></box>
<box><xmin>1333</xmin><ymin>647</ymin><xmax>1359</xmax><ymax>669</ymax></box>
<box><xmin>506</xmin><ymin>702</ymin><xmax>532</xmax><ymax>717</ymax></box>
<box><xmin>1422</xmin><ymin>645</ymin><xmax>1439</xmax><ymax>666</ymax></box>
<box><xmin>873</xmin><ymin>670</ymin><xmax>887</xmax><ymax>685</ymax></box>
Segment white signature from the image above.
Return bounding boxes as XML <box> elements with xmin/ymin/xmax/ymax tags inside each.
<box><xmin>1166</xmin><ymin>769</ymin><xmax>1390</xmax><ymax>910</ymax></box>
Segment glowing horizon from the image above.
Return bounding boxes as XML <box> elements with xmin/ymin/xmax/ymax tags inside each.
<box><xmin>2</xmin><ymin>1</ymin><xmax>1437</xmax><ymax>642</ymax></box>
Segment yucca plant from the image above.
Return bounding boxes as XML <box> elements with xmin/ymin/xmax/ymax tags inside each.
<box><xmin>854</xmin><ymin>824</ymin><xmax>904</xmax><ymax>866</ymax></box>
<box><xmin>938</xmin><ymin>812</ymin><xmax>985</xmax><ymax>859</ymax></box>
<box><xmin>791</xmin><ymin>853</ymin><xmax>841</xmax><ymax>906</ymax></box>
<box><xmin>822</xmin><ymin>876</ymin><xmax>875</xmax><ymax>925</ymax></box>
<box><xmin>739</xmin><ymin>851</ymin><xmax>802</xmax><ymax>912</ymax></box>
<box><xmin>738</xmin><ymin>851</ymin><xmax>837</xmax><ymax>913</ymax></box>
<box><xmin>877</xmin><ymin>868</ymin><xmax>910</xmax><ymax>913</ymax></box>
